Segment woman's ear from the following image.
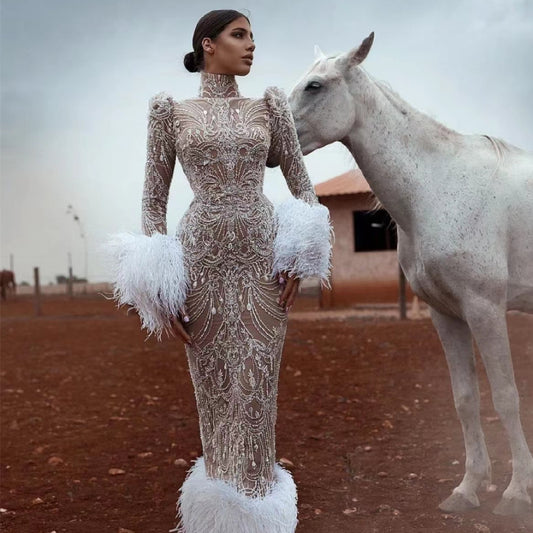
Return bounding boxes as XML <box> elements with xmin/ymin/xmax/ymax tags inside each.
<box><xmin>202</xmin><ymin>37</ymin><xmax>214</xmax><ymax>54</ymax></box>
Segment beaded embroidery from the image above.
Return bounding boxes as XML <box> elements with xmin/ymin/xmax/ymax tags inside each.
<box><xmin>141</xmin><ymin>71</ymin><xmax>320</xmax><ymax>497</ymax></box>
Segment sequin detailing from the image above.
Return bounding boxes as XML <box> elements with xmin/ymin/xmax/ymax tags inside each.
<box><xmin>141</xmin><ymin>71</ymin><xmax>319</xmax><ymax>497</ymax></box>
<box><xmin>198</xmin><ymin>71</ymin><xmax>241</xmax><ymax>98</ymax></box>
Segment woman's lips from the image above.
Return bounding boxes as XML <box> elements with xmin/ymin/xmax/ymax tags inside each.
<box><xmin>242</xmin><ymin>58</ymin><xmax>253</xmax><ymax>64</ymax></box>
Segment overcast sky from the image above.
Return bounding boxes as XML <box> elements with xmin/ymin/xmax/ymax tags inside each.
<box><xmin>1</xmin><ymin>0</ymin><xmax>532</xmax><ymax>284</ymax></box>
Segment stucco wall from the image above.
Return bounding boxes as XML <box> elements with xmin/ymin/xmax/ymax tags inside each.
<box><xmin>320</xmin><ymin>194</ymin><xmax>411</xmax><ymax>307</ymax></box>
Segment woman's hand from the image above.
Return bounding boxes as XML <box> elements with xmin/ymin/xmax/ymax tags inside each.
<box><xmin>278</xmin><ymin>271</ymin><xmax>300</xmax><ymax>313</ymax></box>
<box><xmin>169</xmin><ymin>306</ymin><xmax>192</xmax><ymax>345</ymax></box>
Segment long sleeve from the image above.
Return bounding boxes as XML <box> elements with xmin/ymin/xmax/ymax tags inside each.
<box><xmin>264</xmin><ymin>86</ymin><xmax>334</xmax><ymax>287</ymax></box>
<box><xmin>141</xmin><ymin>92</ymin><xmax>177</xmax><ymax>235</ymax></box>
<box><xmin>102</xmin><ymin>91</ymin><xmax>188</xmax><ymax>341</ymax></box>
<box><xmin>264</xmin><ymin>86</ymin><xmax>318</xmax><ymax>205</ymax></box>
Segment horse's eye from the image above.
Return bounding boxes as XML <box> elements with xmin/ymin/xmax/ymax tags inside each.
<box><xmin>305</xmin><ymin>81</ymin><xmax>322</xmax><ymax>91</ymax></box>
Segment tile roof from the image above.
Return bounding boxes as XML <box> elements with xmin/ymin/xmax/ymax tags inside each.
<box><xmin>314</xmin><ymin>169</ymin><xmax>371</xmax><ymax>197</ymax></box>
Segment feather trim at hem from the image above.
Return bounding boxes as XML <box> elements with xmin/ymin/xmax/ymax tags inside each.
<box><xmin>271</xmin><ymin>197</ymin><xmax>334</xmax><ymax>288</ymax></box>
<box><xmin>169</xmin><ymin>456</ymin><xmax>298</xmax><ymax>533</ymax></box>
<box><xmin>102</xmin><ymin>232</ymin><xmax>188</xmax><ymax>341</ymax></box>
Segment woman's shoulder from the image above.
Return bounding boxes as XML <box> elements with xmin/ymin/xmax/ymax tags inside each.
<box><xmin>262</xmin><ymin>86</ymin><xmax>290</xmax><ymax>116</ymax></box>
<box><xmin>147</xmin><ymin>91</ymin><xmax>175</xmax><ymax>116</ymax></box>
<box><xmin>263</xmin><ymin>85</ymin><xmax>286</xmax><ymax>99</ymax></box>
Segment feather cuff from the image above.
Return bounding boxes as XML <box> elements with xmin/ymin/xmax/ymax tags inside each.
<box><xmin>271</xmin><ymin>197</ymin><xmax>333</xmax><ymax>288</ymax></box>
<box><xmin>102</xmin><ymin>232</ymin><xmax>188</xmax><ymax>340</ymax></box>
<box><xmin>171</xmin><ymin>456</ymin><xmax>298</xmax><ymax>533</ymax></box>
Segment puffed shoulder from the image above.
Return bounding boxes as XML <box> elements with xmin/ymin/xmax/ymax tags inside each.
<box><xmin>263</xmin><ymin>85</ymin><xmax>290</xmax><ymax>118</ymax></box>
<box><xmin>147</xmin><ymin>91</ymin><xmax>175</xmax><ymax>119</ymax></box>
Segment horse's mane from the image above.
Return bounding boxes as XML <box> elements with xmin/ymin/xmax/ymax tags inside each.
<box><xmin>361</xmin><ymin>67</ymin><xmax>458</xmax><ymax>138</ymax></box>
<box><xmin>482</xmin><ymin>134</ymin><xmax>523</xmax><ymax>155</ymax></box>
<box><xmin>369</xmin><ymin>193</ymin><xmax>383</xmax><ymax>212</ymax></box>
<box><xmin>362</xmin><ymin>66</ymin><xmax>523</xmax><ymax>156</ymax></box>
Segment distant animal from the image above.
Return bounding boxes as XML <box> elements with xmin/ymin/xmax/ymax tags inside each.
<box><xmin>0</xmin><ymin>270</ymin><xmax>16</xmax><ymax>300</ymax></box>
<box><xmin>288</xmin><ymin>32</ymin><xmax>533</xmax><ymax>515</ymax></box>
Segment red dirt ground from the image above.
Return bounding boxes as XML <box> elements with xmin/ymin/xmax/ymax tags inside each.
<box><xmin>1</xmin><ymin>294</ymin><xmax>532</xmax><ymax>533</ymax></box>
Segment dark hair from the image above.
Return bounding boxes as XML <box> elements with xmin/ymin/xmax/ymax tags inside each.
<box><xmin>183</xmin><ymin>9</ymin><xmax>251</xmax><ymax>73</ymax></box>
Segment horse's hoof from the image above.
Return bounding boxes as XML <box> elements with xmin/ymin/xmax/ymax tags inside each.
<box><xmin>493</xmin><ymin>496</ymin><xmax>531</xmax><ymax>516</ymax></box>
<box><xmin>439</xmin><ymin>491</ymin><xmax>479</xmax><ymax>512</ymax></box>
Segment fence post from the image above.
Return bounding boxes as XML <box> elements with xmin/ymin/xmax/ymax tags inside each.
<box><xmin>68</xmin><ymin>266</ymin><xmax>73</xmax><ymax>299</ymax></box>
<box><xmin>34</xmin><ymin>267</ymin><xmax>42</xmax><ymax>316</ymax></box>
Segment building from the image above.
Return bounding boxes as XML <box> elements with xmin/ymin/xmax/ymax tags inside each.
<box><xmin>315</xmin><ymin>169</ymin><xmax>412</xmax><ymax>308</ymax></box>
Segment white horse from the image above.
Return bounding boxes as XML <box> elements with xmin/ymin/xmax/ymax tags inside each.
<box><xmin>287</xmin><ymin>32</ymin><xmax>533</xmax><ymax>515</ymax></box>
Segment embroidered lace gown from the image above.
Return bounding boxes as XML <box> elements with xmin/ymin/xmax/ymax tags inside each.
<box><xmin>107</xmin><ymin>70</ymin><xmax>332</xmax><ymax>533</ymax></box>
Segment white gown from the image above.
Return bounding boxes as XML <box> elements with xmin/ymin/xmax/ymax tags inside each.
<box><xmin>106</xmin><ymin>70</ymin><xmax>333</xmax><ymax>533</ymax></box>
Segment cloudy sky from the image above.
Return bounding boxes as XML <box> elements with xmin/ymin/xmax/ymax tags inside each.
<box><xmin>1</xmin><ymin>0</ymin><xmax>532</xmax><ymax>284</ymax></box>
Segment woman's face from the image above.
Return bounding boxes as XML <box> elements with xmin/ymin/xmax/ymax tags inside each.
<box><xmin>202</xmin><ymin>16</ymin><xmax>255</xmax><ymax>75</ymax></box>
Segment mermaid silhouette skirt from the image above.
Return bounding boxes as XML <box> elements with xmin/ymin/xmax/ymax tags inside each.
<box><xmin>169</xmin><ymin>200</ymin><xmax>299</xmax><ymax>533</ymax></box>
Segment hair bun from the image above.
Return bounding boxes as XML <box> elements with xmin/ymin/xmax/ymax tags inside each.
<box><xmin>183</xmin><ymin>51</ymin><xmax>198</xmax><ymax>73</ymax></box>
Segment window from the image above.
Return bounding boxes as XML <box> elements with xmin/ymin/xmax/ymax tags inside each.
<box><xmin>353</xmin><ymin>209</ymin><xmax>397</xmax><ymax>252</ymax></box>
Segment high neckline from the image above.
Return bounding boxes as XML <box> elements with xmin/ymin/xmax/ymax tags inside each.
<box><xmin>199</xmin><ymin>71</ymin><xmax>241</xmax><ymax>98</ymax></box>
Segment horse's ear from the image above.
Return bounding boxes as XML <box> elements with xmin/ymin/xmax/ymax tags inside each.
<box><xmin>314</xmin><ymin>44</ymin><xmax>326</xmax><ymax>61</ymax></box>
<box><xmin>345</xmin><ymin>32</ymin><xmax>375</xmax><ymax>67</ymax></box>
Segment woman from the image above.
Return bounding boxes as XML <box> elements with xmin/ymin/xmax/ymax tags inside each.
<box><xmin>106</xmin><ymin>9</ymin><xmax>333</xmax><ymax>533</ymax></box>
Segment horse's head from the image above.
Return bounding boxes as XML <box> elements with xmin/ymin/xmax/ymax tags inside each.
<box><xmin>288</xmin><ymin>32</ymin><xmax>374</xmax><ymax>155</ymax></box>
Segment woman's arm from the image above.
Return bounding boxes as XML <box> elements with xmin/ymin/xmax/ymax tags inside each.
<box><xmin>103</xmin><ymin>92</ymin><xmax>190</xmax><ymax>341</ymax></box>
<box><xmin>264</xmin><ymin>86</ymin><xmax>334</xmax><ymax>290</ymax></box>
<box><xmin>141</xmin><ymin>92</ymin><xmax>177</xmax><ymax>235</ymax></box>
<box><xmin>265</xmin><ymin>86</ymin><xmax>318</xmax><ymax>205</ymax></box>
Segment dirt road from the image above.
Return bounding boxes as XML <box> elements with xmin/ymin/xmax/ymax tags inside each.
<box><xmin>1</xmin><ymin>295</ymin><xmax>532</xmax><ymax>532</ymax></box>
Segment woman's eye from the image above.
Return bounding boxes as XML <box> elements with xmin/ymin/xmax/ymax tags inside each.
<box><xmin>232</xmin><ymin>32</ymin><xmax>253</xmax><ymax>42</ymax></box>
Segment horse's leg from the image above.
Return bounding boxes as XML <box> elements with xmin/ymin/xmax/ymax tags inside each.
<box><xmin>430</xmin><ymin>308</ymin><xmax>491</xmax><ymax>512</ymax></box>
<box><xmin>467</xmin><ymin>302</ymin><xmax>533</xmax><ymax>515</ymax></box>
